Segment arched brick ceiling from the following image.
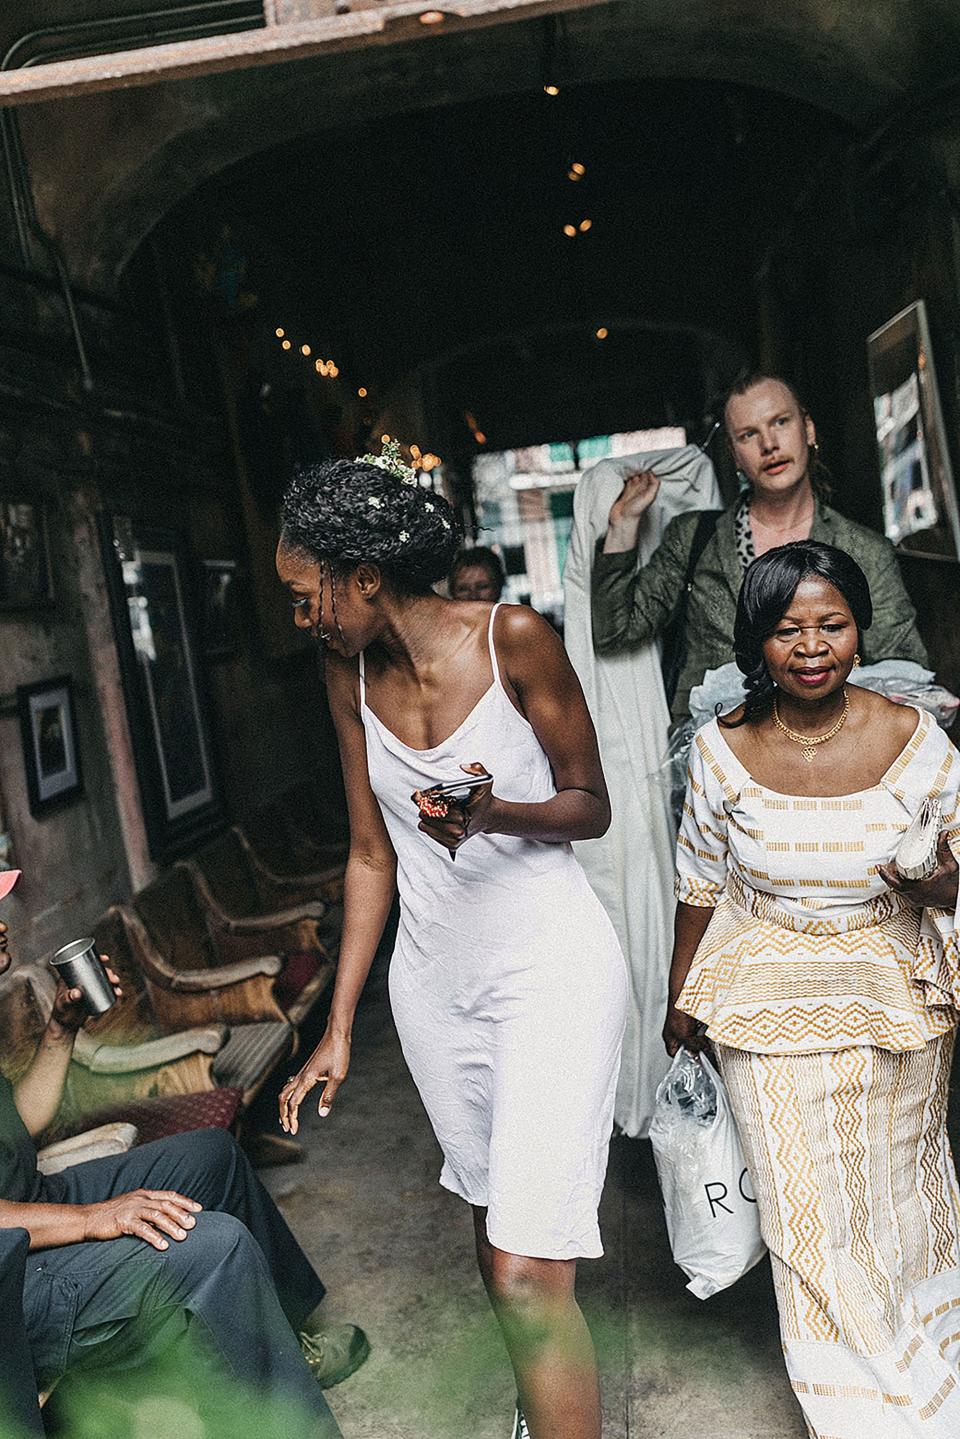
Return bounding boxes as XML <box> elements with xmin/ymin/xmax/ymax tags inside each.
<box><xmin>10</xmin><ymin>0</ymin><xmax>960</xmax><ymax>290</ymax></box>
<box><xmin>140</xmin><ymin>74</ymin><xmax>836</xmax><ymax>450</ymax></box>
<box><xmin>183</xmin><ymin>77</ymin><xmax>824</xmax><ymax>426</ymax></box>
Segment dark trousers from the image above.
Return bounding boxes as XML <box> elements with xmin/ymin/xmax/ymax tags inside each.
<box><xmin>25</xmin><ymin>1128</ymin><xmax>340</xmax><ymax>1437</ymax></box>
<box><xmin>0</xmin><ymin>1228</ymin><xmax>44</xmax><ymax>1436</ymax></box>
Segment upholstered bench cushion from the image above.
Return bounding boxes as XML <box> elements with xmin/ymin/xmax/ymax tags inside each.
<box><xmin>275</xmin><ymin>952</ymin><xmax>321</xmax><ymax>1008</ymax></box>
<box><xmin>82</xmin><ymin>1087</ymin><xmax>244</xmax><ymax>1146</ymax></box>
<box><xmin>212</xmin><ymin>1022</ymin><xmax>294</xmax><ymax>1090</ymax></box>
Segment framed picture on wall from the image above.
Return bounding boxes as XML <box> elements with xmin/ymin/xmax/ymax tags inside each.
<box><xmin>201</xmin><ymin>559</ymin><xmax>242</xmax><ymax>658</ymax></box>
<box><xmin>99</xmin><ymin>515</ymin><xmax>224</xmax><ymax>861</ymax></box>
<box><xmin>17</xmin><ymin>676</ymin><xmax>82</xmax><ymax>817</ymax></box>
<box><xmin>0</xmin><ymin>494</ymin><xmax>53</xmax><ymax>610</ymax></box>
<box><xmin>867</xmin><ymin>300</ymin><xmax>960</xmax><ymax>560</ymax></box>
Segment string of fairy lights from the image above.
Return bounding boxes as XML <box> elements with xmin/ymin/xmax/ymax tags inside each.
<box><xmin>274</xmin><ymin>327</ymin><xmax>341</xmax><ymax>379</ymax></box>
<box><xmin>271</xmin><ymin>325</ymin><xmax>442</xmax><ymax>474</ymax></box>
<box><xmin>269</xmin><ymin>39</ymin><xmax>607</xmax><ymax>467</ymax></box>
<box><xmin>459</xmin><ymin>79</ymin><xmax>606</xmax><ymax>450</ymax></box>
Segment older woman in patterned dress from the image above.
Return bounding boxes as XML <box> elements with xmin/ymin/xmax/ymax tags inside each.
<box><xmin>665</xmin><ymin>540</ymin><xmax>960</xmax><ymax>1438</ymax></box>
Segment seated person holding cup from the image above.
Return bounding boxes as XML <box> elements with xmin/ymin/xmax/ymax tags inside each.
<box><xmin>0</xmin><ymin>870</ymin><xmax>366</xmax><ymax>1436</ymax></box>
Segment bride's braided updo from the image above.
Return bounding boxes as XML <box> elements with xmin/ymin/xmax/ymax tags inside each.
<box><xmin>280</xmin><ymin>453</ymin><xmax>462</xmax><ymax>594</ymax></box>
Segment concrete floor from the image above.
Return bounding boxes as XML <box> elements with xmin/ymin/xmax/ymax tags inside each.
<box><xmin>261</xmin><ymin>956</ymin><xmax>807</xmax><ymax>1439</ymax></box>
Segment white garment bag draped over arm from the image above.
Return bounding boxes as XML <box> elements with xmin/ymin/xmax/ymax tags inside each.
<box><xmin>564</xmin><ymin>445</ymin><xmax>721</xmax><ymax>1137</ymax></box>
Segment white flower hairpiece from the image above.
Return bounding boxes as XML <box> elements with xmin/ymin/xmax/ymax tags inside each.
<box><xmin>399</xmin><ymin>530</ymin><xmax>409</xmax><ymax>543</ymax></box>
<box><xmin>359</xmin><ymin>438</ymin><xmax>417</xmax><ymax>487</ymax></box>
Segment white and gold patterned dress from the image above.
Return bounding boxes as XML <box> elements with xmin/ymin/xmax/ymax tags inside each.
<box><xmin>676</xmin><ymin>707</ymin><xmax>960</xmax><ymax>1439</ymax></box>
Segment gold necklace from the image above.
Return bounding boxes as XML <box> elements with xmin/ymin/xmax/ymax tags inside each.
<box><xmin>772</xmin><ymin>687</ymin><xmax>850</xmax><ymax>762</ymax></box>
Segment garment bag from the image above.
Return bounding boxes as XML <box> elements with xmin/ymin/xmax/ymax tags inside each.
<box><xmin>564</xmin><ymin>446</ymin><xmax>721</xmax><ymax>1136</ymax></box>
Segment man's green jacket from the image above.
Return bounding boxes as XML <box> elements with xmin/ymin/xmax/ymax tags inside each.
<box><xmin>590</xmin><ymin>500</ymin><xmax>929</xmax><ymax>722</ymax></box>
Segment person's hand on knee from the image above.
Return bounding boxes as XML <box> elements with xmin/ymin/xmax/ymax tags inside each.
<box><xmin>82</xmin><ymin>1188</ymin><xmax>203</xmax><ymax>1251</ymax></box>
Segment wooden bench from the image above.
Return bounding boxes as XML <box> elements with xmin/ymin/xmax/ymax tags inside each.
<box><xmin>96</xmin><ymin>903</ymin><xmax>297</xmax><ymax>1111</ymax></box>
<box><xmin>136</xmin><ymin>858</ymin><xmax>338</xmax><ymax>1030</ymax></box>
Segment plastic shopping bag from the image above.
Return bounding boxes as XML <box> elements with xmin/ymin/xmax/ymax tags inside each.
<box><xmin>648</xmin><ymin>1049</ymin><xmax>766</xmax><ymax>1299</ymax></box>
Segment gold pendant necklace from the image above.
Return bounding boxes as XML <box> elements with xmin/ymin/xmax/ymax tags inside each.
<box><xmin>772</xmin><ymin>687</ymin><xmax>849</xmax><ymax>762</ymax></box>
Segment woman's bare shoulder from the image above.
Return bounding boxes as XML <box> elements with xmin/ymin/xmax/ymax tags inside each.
<box><xmin>324</xmin><ymin>649</ymin><xmax>360</xmax><ymax>710</ymax></box>
<box><xmin>713</xmin><ymin>706</ymin><xmax>752</xmax><ymax>763</ymax></box>
<box><xmin>849</xmin><ymin>685</ymin><xmax>920</xmax><ymax>742</ymax></box>
<box><xmin>496</xmin><ymin>601</ymin><xmax>556</xmax><ymax>641</ymax></box>
<box><xmin>495</xmin><ymin>603</ymin><xmax>565</xmax><ymax>662</ymax></box>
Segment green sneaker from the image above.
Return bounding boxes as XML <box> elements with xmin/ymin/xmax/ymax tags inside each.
<box><xmin>299</xmin><ymin>1323</ymin><xmax>370</xmax><ymax>1388</ymax></box>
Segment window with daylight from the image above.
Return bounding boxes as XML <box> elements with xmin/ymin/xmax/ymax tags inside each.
<box><xmin>471</xmin><ymin>428</ymin><xmax>685</xmax><ymax>629</ymax></box>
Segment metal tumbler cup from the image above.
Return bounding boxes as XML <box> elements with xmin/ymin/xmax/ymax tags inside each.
<box><xmin>50</xmin><ymin>938</ymin><xmax>116</xmax><ymax>1017</ymax></box>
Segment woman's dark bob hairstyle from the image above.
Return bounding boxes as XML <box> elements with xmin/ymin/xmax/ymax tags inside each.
<box><xmin>722</xmin><ymin>539</ymin><xmax>873</xmax><ymax>727</ymax></box>
<box><xmin>279</xmin><ymin>456</ymin><xmax>462</xmax><ymax>594</ymax></box>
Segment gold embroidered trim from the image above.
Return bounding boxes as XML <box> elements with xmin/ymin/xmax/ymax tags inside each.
<box><xmin>791</xmin><ymin>1378</ymin><xmax>910</xmax><ymax>1406</ymax></box>
<box><xmin>919</xmin><ymin>1373</ymin><xmax>957</xmax><ymax>1420</ymax></box>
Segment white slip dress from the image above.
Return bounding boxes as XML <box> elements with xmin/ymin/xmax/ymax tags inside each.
<box><xmin>358</xmin><ymin>603</ymin><xmax>628</xmax><ymax>1260</ymax></box>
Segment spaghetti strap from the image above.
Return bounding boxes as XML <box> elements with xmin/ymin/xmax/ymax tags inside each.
<box><xmin>358</xmin><ymin>650</ymin><xmax>367</xmax><ymax>708</ymax></box>
<box><xmin>486</xmin><ymin>603</ymin><xmax>505</xmax><ymax>693</ymax></box>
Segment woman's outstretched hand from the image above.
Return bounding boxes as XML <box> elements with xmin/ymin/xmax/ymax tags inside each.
<box><xmin>663</xmin><ymin>1004</ymin><xmax>709</xmax><ymax>1058</ymax></box>
<box><xmin>279</xmin><ymin>1029</ymin><xmax>351</xmax><ymax>1135</ymax></box>
<box><xmin>879</xmin><ymin>833</ymin><xmax>959</xmax><ymax>911</ymax></box>
<box><xmin>413</xmin><ymin>762</ymin><xmax>495</xmax><ymax>857</ymax></box>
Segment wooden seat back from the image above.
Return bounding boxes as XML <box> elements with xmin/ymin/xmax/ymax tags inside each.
<box><xmin>194</xmin><ymin>828</ymin><xmax>263</xmax><ymax>917</ymax></box>
<box><xmin>134</xmin><ymin>867</ymin><xmax>218</xmax><ymax>973</ymax></box>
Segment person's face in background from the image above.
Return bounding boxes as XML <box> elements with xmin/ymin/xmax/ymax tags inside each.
<box><xmin>726</xmin><ymin>379</ymin><xmax>817</xmax><ymax>500</ymax></box>
<box><xmin>450</xmin><ymin>563</ymin><xmax>503</xmax><ymax>602</ymax></box>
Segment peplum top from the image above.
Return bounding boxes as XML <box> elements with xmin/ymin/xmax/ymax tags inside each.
<box><xmin>675</xmin><ymin>707</ymin><xmax>960</xmax><ymax>1055</ymax></box>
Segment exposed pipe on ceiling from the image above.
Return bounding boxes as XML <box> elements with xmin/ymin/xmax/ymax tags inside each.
<box><xmin>0</xmin><ymin>2</ymin><xmax>263</xmax><ymax>395</ymax></box>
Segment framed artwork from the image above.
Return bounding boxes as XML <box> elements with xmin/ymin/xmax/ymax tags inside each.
<box><xmin>201</xmin><ymin>559</ymin><xmax>242</xmax><ymax>658</ymax></box>
<box><xmin>867</xmin><ymin>300</ymin><xmax>960</xmax><ymax>560</ymax></box>
<box><xmin>17</xmin><ymin>676</ymin><xmax>83</xmax><ymax>817</ymax></box>
<box><xmin>0</xmin><ymin>494</ymin><xmax>53</xmax><ymax>610</ymax></box>
<box><xmin>99</xmin><ymin>515</ymin><xmax>224</xmax><ymax>861</ymax></box>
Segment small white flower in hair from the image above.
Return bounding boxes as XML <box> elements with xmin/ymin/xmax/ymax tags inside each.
<box><xmin>359</xmin><ymin>439</ymin><xmax>418</xmax><ymax>487</ymax></box>
<box><xmin>425</xmin><ymin>502</ymin><xmax>435</xmax><ymax>512</ymax></box>
<box><xmin>441</xmin><ymin>519</ymin><xmax>451</xmax><ymax>530</ymax></box>
<box><xmin>368</xmin><ymin>496</ymin><xmax>382</xmax><ymax>509</ymax></box>
<box><xmin>399</xmin><ymin>530</ymin><xmax>409</xmax><ymax>543</ymax></box>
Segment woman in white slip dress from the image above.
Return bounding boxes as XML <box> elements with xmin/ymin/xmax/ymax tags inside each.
<box><xmin>276</xmin><ymin>446</ymin><xmax>628</xmax><ymax>1439</ymax></box>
